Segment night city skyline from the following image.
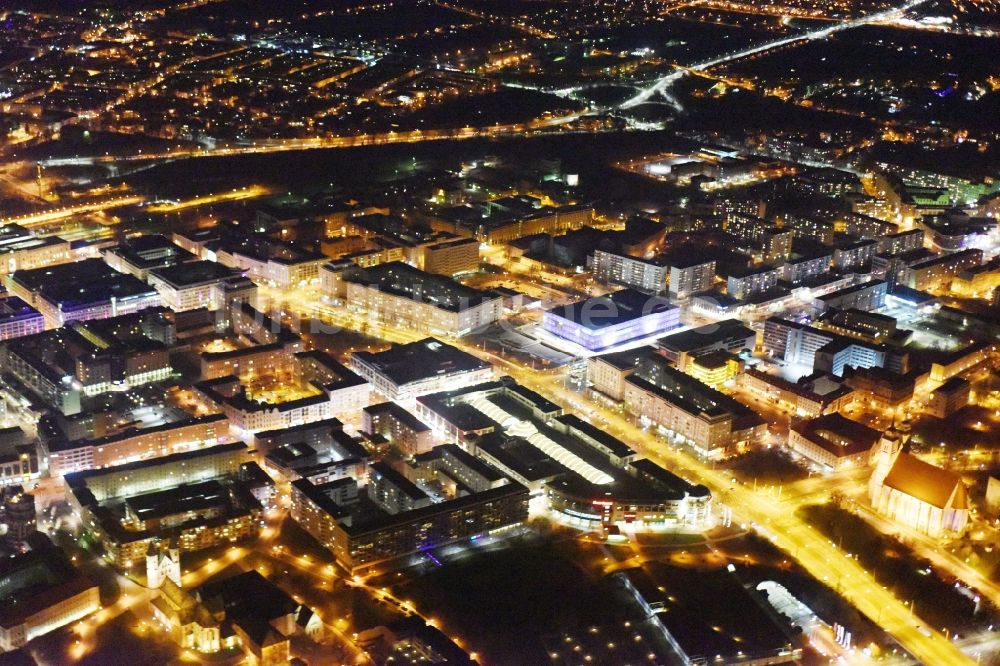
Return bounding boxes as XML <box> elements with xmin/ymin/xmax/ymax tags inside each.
<box><xmin>0</xmin><ymin>1</ymin><xmax>999</xmax><ymax>665</ymax></box>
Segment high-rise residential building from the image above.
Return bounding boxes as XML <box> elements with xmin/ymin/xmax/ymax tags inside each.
<box><xmin>420</xmin><ymin>237</ymin><xmax>480</xmax><ymax>276</ymax></box>
<box><xmin>591</xmin><ymin>249</ymin><xmax>668</xmax><ymax>293</ymax></box>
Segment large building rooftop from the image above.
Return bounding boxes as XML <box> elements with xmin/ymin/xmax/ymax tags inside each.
<box><xmin>351</xmin><ymin>337</ymin><xmax>489</xmax><ymax>387</ymax></box>
<box><xmin>149</xmin><ymin>259</ymin><xmax>240</xmax><ymax>288</ymax></box>
<box><xmin>545</xmin><ymin>289</ymin><xmax>676</xmax><ymax>331</ymax></box>
<box><xmin>657</xmin><ymin>318</ymin><xmax>755</xmax><ymax>354</ymax></box>
<box><xmin>791</xmin><ymin>412</ymin><xmax>881</xmax><ymax>459</ymax></box>
<box><xmin>12</xmin><ymin>259</ymin><xmax>157</xmax><ymax>309</ymax></box>
<box><xmin>347</xmin><ymin>261</ymin><xmax>500</xmax><ymax>311</ymax></box>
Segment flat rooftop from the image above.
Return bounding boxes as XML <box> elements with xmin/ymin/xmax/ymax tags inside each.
<box><xmin>933</xmin><ymin>376</ymin><xmax>970</xmax><ymax>395</ymax></box>
<box><xmin>126</xmin><ymin>480</ymin><xmax>229</xmax><ymax>521</ymax></box>
<box><xmin>54</xmin><ymin>415</ymin><xmax>231</xmax><ymax>454</ymax></box>
<box><xmin>348</xmin><ymin>261</ymin><xmax>500</xmax><ymax>311</ymax></box>
<box><xmin>341</xmin><ymin>482</ymin><xmax>529</xmax><ymax>538</ymax></box>
<box><xmin>438</xmin><ymin>443</ymin><xmax>505</xmax><ymax>483</ymax></box>
<box><xmin>13</xmin><ymin>259</ymin><xmax>158</xmax><ymax>308</ymax></box>
<box><xmin>107</xmin><ymin>235</ymin><xmax>195</xmax><ymax>269</ymax></box>
<box><xmin>631</xmin><ymin>360</ymin><xmax>762</xmax><ymax>427</ymax></box>
<box><xmin>623</xmin><ymin>564</ymin><xmax>796</xmax><ymax>662</ymax></box>
<box><xmin>590</xmin><ymin>346</ymin><xmax>655</xmax><ymax>371</ymax></box>
<box><xmin>791</xmin><ymin>412</ymin><xmax>881</xmax><ymax>459</ymax></box>
<box><xmin>149</xmin><ymin>260</ymin><xmax>239</xmax><ymax>288</ymax></box>
<box><xmin>0</xmin><ymin>296</ymin><xmax>40</xmax><ymax>321</ymax></box>
<box><xmin>656</xmin><ymin>248</ymin><xmax>715</xmax><ymax>269</ymax></box>
<box><xmin>690</xmin><ymin>350</ymin><xmax>736</xmax><ymax>370</ymax></box>
<box><xmin>658</xmin><ymin>319</ymin><xmax>755</xmax><ymax>354</ymax></box>
<box><xmin>224</xmin><ymin>237</ymin><xmax>325</xmax><ymax>265</ymax></box>
<box><xmin>819</xmin><ymin>279</ymin><xmax>886</xmax><ymax>302</ymax></box>
<box><xmin>545</xmin><ymin>289</ymin><xmax>677</xmax><ymax>331</ymax></box>
<box><xmin>11</xmin><ymin>258</ymin><xmax>113</xmax><ymax>292</ymax></box>
<box><xmin>351</xmin><ymin>338</ymin><xmax>489</xmax><ymax>387</ymax></box>
<box><xmin>370</xmin><ymin>461</ymin><xmax>428</xmax><ymax>502</ymax></box>
<box><xmin>363</xmin><ymin>401</ymin><xmax>431</xmax><ymax>433</ymax></box>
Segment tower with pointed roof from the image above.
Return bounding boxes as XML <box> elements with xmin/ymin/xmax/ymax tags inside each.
<box><xmin>868</xmin><ymin>426</ymin><xmax>906</xmax><ymax>504</ymax></box>
<box><xmin>146</xmin><ymin>539</ymin><xmax>182</xmax><ymax>589</ymax></box>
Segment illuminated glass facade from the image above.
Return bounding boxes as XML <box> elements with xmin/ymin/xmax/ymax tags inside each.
<box><xmin>542</xmin><ymin>289</ymin><xmax>680</xmax><ymax>351</ymax></box>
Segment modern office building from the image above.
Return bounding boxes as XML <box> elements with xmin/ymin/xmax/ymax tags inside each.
<box><xmin>763</xmin><ymin>317</ymin><xmax>907</xmax><ymax>377</ymax></box>
<box><xmin>217</xmin><ymin>238</ymin><xmax>328</xmax><ymax>289</ymax></box>
<box><xmin>435</xmin><ymin>203</ymin><xmax>592</xmax><ymax>244</ymax></box>
<box><xmin>685</xmin><ymin>350</ymin><xmax>742</xmax><ymax>388</ymax></box>
<box><xmin>0</xmin><ymin>342</ymin><xmax>82</xmax><ymax>415</ymax></box>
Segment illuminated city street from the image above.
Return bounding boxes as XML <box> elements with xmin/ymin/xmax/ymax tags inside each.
<box><xmin>1</xmin><ymin>0</ymin><xmax>1000</xmax><ymax>664</ymax></box>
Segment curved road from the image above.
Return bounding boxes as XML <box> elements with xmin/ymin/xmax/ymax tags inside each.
<box><xmin>619</xmin><ymin>0</ymin><xmax>933</xmax><ymax>109</ymax></box>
